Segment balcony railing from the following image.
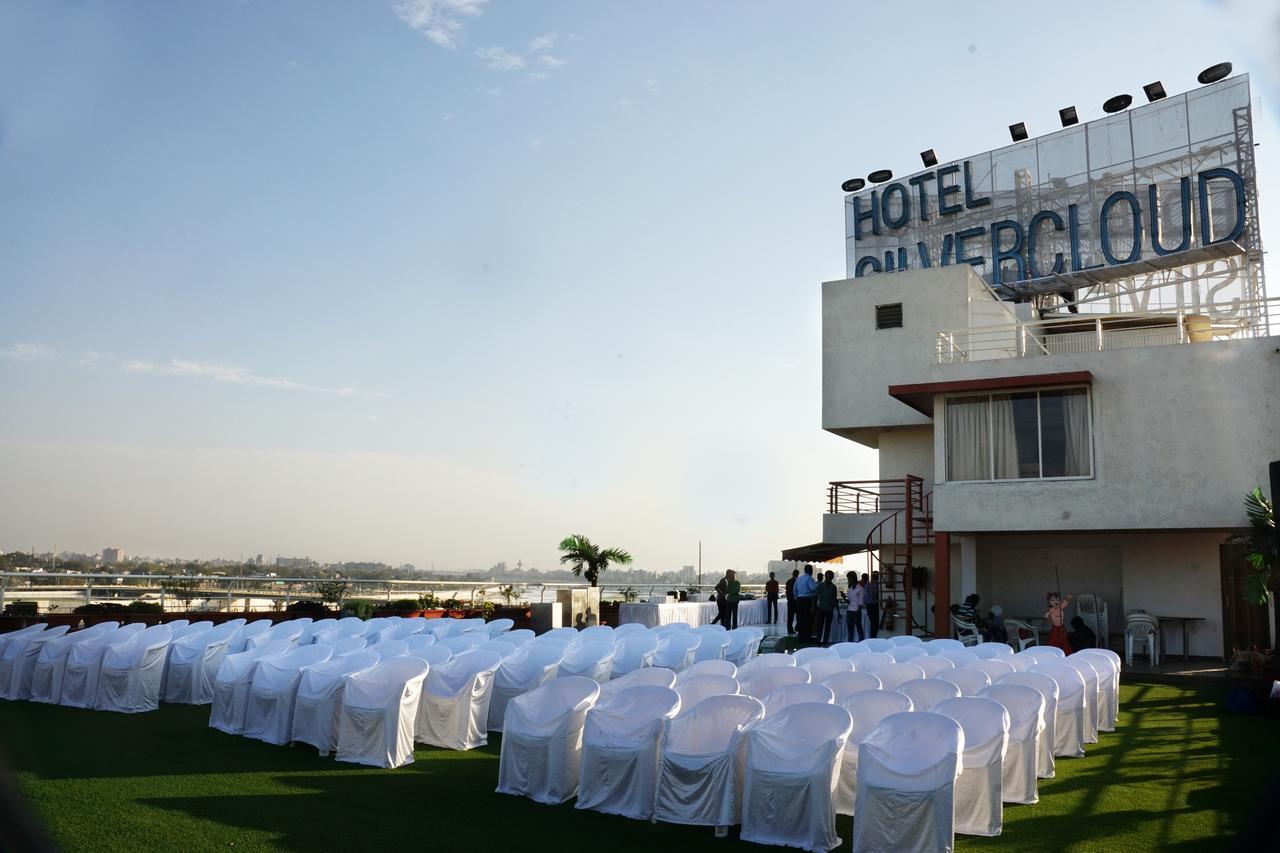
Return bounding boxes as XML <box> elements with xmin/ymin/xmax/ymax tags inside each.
<box><xmin>827</xmin><ymin>477</ymin><xmax>927</xmax><ymax>515</ymax></box>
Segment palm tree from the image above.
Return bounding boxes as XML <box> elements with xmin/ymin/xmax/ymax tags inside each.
<box><xmin>1234</xmin><ymin>487</ymin><xmax>1276</xmax><ymax>604</ymax></box>
<box><xmin>558</xmin><ymin>534</ymin><xmax>632</xmax><ymax>587</ymax></box>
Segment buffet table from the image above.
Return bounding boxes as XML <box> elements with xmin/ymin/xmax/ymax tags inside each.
<box><xmin>618</xmin><ymin>599</ymin><xmax>788</xmax><ymax>628</ymax></box>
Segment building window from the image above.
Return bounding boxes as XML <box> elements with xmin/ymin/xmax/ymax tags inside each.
<box><xmin>944</xmin><ymin>387</ymin><xmax>1092</xmax><ymax>481</ymax></box>
<box><xmin>875</xmin><ymin>303</ymin><xmax>903</xmax><ymax>329</ymax></box>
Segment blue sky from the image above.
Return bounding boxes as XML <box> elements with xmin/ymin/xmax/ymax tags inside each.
<box><xmin>1</xmin><ymin>0</ymin><xmax>1277</xmax><ymax>573</ymax></box>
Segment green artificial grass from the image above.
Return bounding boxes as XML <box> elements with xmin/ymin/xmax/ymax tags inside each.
<box><xmin>0</xmin><ymin>683</ymin><xmax>1275</xmax><ymax>852</ymax></box>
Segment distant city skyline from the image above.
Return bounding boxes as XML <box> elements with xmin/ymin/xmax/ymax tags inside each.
<box><xmin>2</xmin><ymin>1</ymin><xmax>1277</xmax><ymax>576</ymax></box>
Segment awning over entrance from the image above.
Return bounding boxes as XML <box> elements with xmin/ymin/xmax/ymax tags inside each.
<box><xmin>780</xmin><ymin>542</ymin><xmax>863</xmax><ymax>563</ymax></box>
<box><xmin>888</xmin><ymin>370</ymin><xmax>1093</xmax><ymax>417</ymax></box>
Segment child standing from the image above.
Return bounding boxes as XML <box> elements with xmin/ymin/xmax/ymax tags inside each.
<box><xmin>1045</xmin><ymin>592</ymin><xmax>1074</xmax><ymax>653</ymax></box>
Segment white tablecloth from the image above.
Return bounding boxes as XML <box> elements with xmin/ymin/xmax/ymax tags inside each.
<box><xmin>618</xmin><ymin>599</ymin><xmax>787</xmax><ymax>628</ymax></box>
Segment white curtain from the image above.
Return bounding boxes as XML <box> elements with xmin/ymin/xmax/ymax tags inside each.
<box><xmin>946</xmin><ymin>396</ymin><xmax>990</xmax><ymax>481</ymax></box>
<box><xmin>1061</xmin><ymin>389</ymin><xmax>1091</xmax><ymax>476</ymax></box>
<box><xmin>990</xmin><ymin>395</ymin><xmax>1019</xmax><ymax>480</ymax></box>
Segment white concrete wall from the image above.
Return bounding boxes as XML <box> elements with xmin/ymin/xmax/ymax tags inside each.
<box><xmin>974</xmin><ymin>532</ymin><xmax>1226</xmax><ymax>658</ymax></box>
<box><xmin>876</xmin><ymin>426</ymin><xmax>935</xmax><ymax>485</ymax></box>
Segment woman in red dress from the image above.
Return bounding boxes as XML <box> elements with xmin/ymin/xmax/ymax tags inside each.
<box><xmin>1045</xmin><ymin>592</ymin><xmax>1074</xmax><ymax>654</ymax></box>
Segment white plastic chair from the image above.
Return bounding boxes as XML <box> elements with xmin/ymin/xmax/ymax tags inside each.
<box><xmin>1064</xmin><ymin>655</ymin><xmax>1104</xmax><ymax>743</ymax></box>
<box><xmin>835</xmin><ymin>689</ymin><xmax>914</xmax><ymax>816</ymax></box>
<box><xmin>654</xmin><ymin>693</ymin><xmax>765</xmax><ymax>831</ymax></box>
<box><xmin>996</xmin><ymin>671</ymin><xmax>1059</xmax><ymax>780</ymax></box>
<box><xmin>95</xmin><ymin>626</ymin><xmax>173</xmax><ymax>713</ymax></box>
<box><xmin>889</xmin><ymin>645</ymin><xmax>930</xmax><ymax>663</ymax></box>
<box><xmin>739</xmin><ymin>665</ymin><xmax>809</xmax><ymax>701</ymax></box>
<box><xmin>1076</xmin><ymin>594</ymin><xmax>1108</xmax><ymax>649</ymax></box>
<box><xmin>163</xmin><ymin>622</ymin><xmax>242</xmax><ymax>705</ymax></box>
<box><xmin>761</xmin><ymin>682</ymin><xmax>834</xmax><ymax>716</ymax></box>
<box><xmin>289</xmin><ymin>651</ymin><xmax>380</xmax><ymax>755</ymax></box>
<box><xmin>935</xmin><ymin>696</ymin><xmax>1009</xmax><ymax>837</ymax></box>
<box><xmin>979</xmin><ymin>683</ymin><xmax>1045</xmax><ymax>805</ymax></box>
<box><xmin>802</xmin><ymin>657</ymin><xmax>852</xmax><ymax>682</ymax></box>
<box><xmin>792</xmin><ymin>646</ymin><xmax>837</xmax><ymax>665</ymax></box>
<box><xmin>917</xmin><ymin>655</ymin><xmax>957</xmax><ymax>678</ymax></box>
<box><xmin>415</xmin><ymin>650</ymin><xmax>503</xmax><ymax>750</ymax></box>
<box><xmin>897</xmin><ymin>677</ymin><xmax>961</xmax><ymax>712</ymax></box>
<box><xmin>610</xmin><ymin>633</ymin><xmax>659</xmax><ymax>678</ymax></box>
<box><xmin>723</xmin><ymin>627</ymin><xmax>764</xmax><ymax>665</ymax></box>
<box><xmin>741</xmin><ymin>702</ymin><xmax>853</xmax><ymax>852</ymax></box>
<box><xmin>59</xmin><ymin>624</ymin><xmax>145</xmax><ymax>709</ymax></box>
<box><xmin>953</xmin><ymin>617</ymin><xmax>981</xmax><ymax>647</ymax></box>
<box><xmin>1</xmin><ymin>624</ymin><xmax>71</xmax><ymax>700</ymax></box>
<box><xmin>674</xmin><ymin>674</ymin><xmax>739</xmax><ymax>713</ymax></box>
<box><xmin>598</xmin><ymin>666</ymin><xmax>677</xmax><ymax>704</ymax></box>
<box><xmin>335</xmin><ymin>655</ymin><xmax>431</xmax><ymax>768</ymax></box>
<box><xmin>938</xmin><ymin>666</ymin><xmax>993</xmax><ymax>697</ymax></box>
<box><xmin>822</xmin><ymin>670</ymin><xmax>882</xmax><ymax>703</ymax></box>
<box><xmin>675</xmin><ymin>659</ymin><xmax>737</xmax><ymax>684</ymax></box>
<box><xmin>973</xmin><ymin>642</ymin><xmax>1015</xmax><ymax>660</ymax></box>
<box><xmin>692</xmin><ymin>632</ymin><xmax>731</xmax><ymax>662</ymax></box>
<box><xmin>1030</xmin><ymin>662</ymin><xmax>1087</xmax><ymax>758</ymax></box>
<box><xmin>241</xmin><ymin>645</ymin><xmax>334</xmax><ymax>744</ymax></box>
<box><xmin>575</xmin><ymin>685</ymin><xmax>682</xmax><ymax>820</ymax></box>
<box><xmin>653</xmin><ymin>633</ymin><xmax>700</xmax><ymax>673</ymax></box>
<box><xmin>1126</xmin><ymin>613</ymin><xmax>1160</xmax><ymax>666</ymax></box>
<box><xmin>487</xmin><ymin>646</ymin><xmax>563</xmax><ymax>733</ymax></box>
<box><xmin>1004</xmin><ymin>618</ymin><xmax>1039</xmax><ymax>651</ymax></box>
<box><xmin>29</xmin><ymin>623</ymin><xmax>118</xmax><ymax>705</ymax></box>
<box><xmin>852</xmin><ymin>711</ymin><xmax>963</xmax><ymax>853</ymax></box>
<box><xmin>208</xmin><ymin>639</ymin><xmax>294</xmax><ymax>734</ymax></box>
<box><xmin>557</xmin><ymin>641</ymin><xmax>616</xmax><ymax>684</ymax></box>
<box><xmin>870</xmin><ymin>662</ymin><xmax>926</xmax><ymax>690</ymax></box>
<box><xmin>1075</xmin><ymin>649</ymin><xmax>1120</xmax><ymax>731</ymax></box>
<box><xmin>496</xmin><ymin>676</ymin><xmax>601</xmax><ymax>804</ymax></box>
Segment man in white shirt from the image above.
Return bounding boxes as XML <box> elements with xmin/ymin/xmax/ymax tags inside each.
<box><xmin>793</xmin><ymin>564</ymin><xmax>818</xmax><ymax>643</ymax></box>
<box><xmin>845</xmin><ymin>572</ymin><xmax>865</xmax><ymax>642</ymax></box>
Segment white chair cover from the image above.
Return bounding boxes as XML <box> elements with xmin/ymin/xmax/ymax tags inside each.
<box><xmin>979</xmin><ymin>683</ymin><xmax>1044</xmax><ymax>805</ymax></box>
<box><xmin>312</xmin><ymin>617</ymin><xmax>364</xmax><ymax>646</ymax></box>
<box><xmin>290</xmin><ymin>651</ymin><xmax>380</xmax><ymax>755</ymax></box>
<box><xmin>653</xmin><ymin>634</ymin><xmax>699</xmax><ymax>672</ymax></box>
<box><xmin>30</xmin><ymin>623</ymin><xmax>118</xmax><ymax>705</ymax></box>
<box><xmin>612</xmin><ymin>622</ymin><xmax>647</xmax><ymax>637</ymax></box>
<box><xmin>96</xmin><ymin>626</ymin><xmax>173</xmax><ymax>713</ymax></box>
<box><xmin>208</xmin><ymin>639</ymin><xmax>294</xmax><ymax>734</ymax></box>
<box><xmin>539</xmin><ymin>626</ymin><xmax>580</xmax><ymax>643</ymax></box>
<box><xmin>487</xmin><ymin>646</ymin><xmax>563</xmax><ymax>732</ymax></box>
<box><xmin>241</xmin><ymin>645</ymin><xmax>334</xmax><ymax>744</ymax></box>
<box><xmin>897</xmin><ymin>677</ymin><xmax>961</xmax><ymax>712</ymax></box>
<box><xmin>1064</xmin><ymin>656</ymin><xmax>1104</xmax><ymax>743</ymax></box>
<box><xmin>575</xmin><ymin>685</ymin><xmax>682</xmax><ymax>820</ymax></box>
<box><xmin>724</xmin><ymin>627</ymin><xmax>764</xmax><ymax>665</ymax></box>
<box><xmin>792</xmin><ymin>646</ymin><xmax>837</xmax><ymax>665</ymax></box>
<box><xmin>973</xmin><ymin>659</ymin><xmax>1017</xmax><ymax>683</ymax></box>
<box><xmin>973</xmin><ymin>642</ymin><xmax>1015</xmax><ymax>659</ymax></box>
<box><xmin>1075</xmin><ymin>649</ymin><xmax>1119</xmax><ymax>731</ymax></box>
<box><xmin>59</xmin><ymin>624</ymin><xmax>144</xmax><ymax>708</ymax></box>
<box><xmin>675</xmin><ymin>659</ymin><xmax>737</xmax><ymax>684</ymax></box>
<box><xmin>739</xmin><ymin>665</ymin><xmax>809</xmax><ymax>700</ymax></box>
<box><xmin>941</xmin><ymin>649</ymin><xmax>981</xmax><ymax>668</ymax></box>
<box><xmin>557</xmin><ymin>641</ymin><xmax>616</xmax><ymax>684</ymax></box>
<box><xmin>496</xmin><ymin>676</ymin><xmax>600</xmax><ymax>804</ymax></box>
<box><xmin>849</xmin><ymin>651</ymin><xmax>895</xmax><ymax>673</ymax></box>
<box><xmin>331</xmin><ymin>635</ymin><xmax>372</xmax><ymax>657</ymax></box>
<box><xmin>692</xmin><ymin>632</ymin><xmax>731</xmax><ymax>662</ymax></box>
<box><xmin>485</xmin><ymin>618</ymin><xmax>515</xmax><ymax>637</ymax></box>
<box><xmin>163</xmin><ymin>622</ymin><xmax>242</xmax><ymax>705</ymax></box>
<box><xmin>505</xmin><ymin>628</ymin><xmax>536</xmax><ymax>647</ymax></box>
<box><xmin>366</xmin><ymin>640</ymin><xmax>410</xmax><ymax>660</ymax></box>
<box><xmin>597</xmin><ymin>667</ymin><xmax>676</xmax><ymax>704</ymax></box>
<box><xmin>1029</xmin><ymin>662</ymin><xmax>1086</xmax><ymax>758</ymax></box>
<box><xmin>923</xmin><ymin>638</ymin><xmax>967</xmax><ymax>655</ymax></box>
<box><xmin>409</xmin><ymin>644</ymin><xmax>451</xmax><ymax>667</ymax></box>
<box><xmin>889</xmin><ymin>634</ymin><xmax>924</xmax><ymax>646</ymax></box>
<box><xmin>823</xmin><ymin>670</ymin><xmax>883</xmax><ymax>702</ymax></box>
<box><xmin>1020</xmin><ymin>645</ymin><xmax>1066</xmax><ymax>661</ymax></box>
<box><xmin>853</xmin><ymin>711</ymin><xmax>963</xmax><ymax>853</ymax></box>
<box><xmin>475</xmin><ymin>639</ymin><xmax>518</xmax><ymax>659</ymax></box>
<box><xmin>996</xmin><ymin>671</ymin><xmax>1059</xmax><ymax>780</ymax></box>
<box><xmin>652</xmin><ymin>622</ymin><xmax>692</xmax><ymax>636</ymax></box>
<box><xmin>2</xmin><ymin>625</ymin><xmax>71</xmax><ymax>700</ymax></box>
<box><xmin>611</xmin><ymin>634</ymin><xmax>659</xmax><ymax>678</ymax></box>
<box><xmin>804</xmin><ymin>657</ymin><xmax>854</xmax><ymax>683</ymax></box>
<box><xmin>0</xmin><ymin>624</ymin><xmax>48</xmax><ymax>660</ymax></box>
<box><xmin>870</xmin><ymin>662</ymin><xmax>926</xmax><ymax>690</ymax></box>
<box><xmin>916</xmin><ymin>655</ymin><xmax>957</xmax><ymax>678</ymax></box>
<box><xmin>938</xmin><ymin>666</ymin><xmax>993</xmax><ymax>697</ymax></box>
<box><xmin>834</xmin><ymin>689</ymin><xmax>914</xmax><ymax>816</ymax></box>
<box><xmin>829</xmin><ymin>641</ymin><xmax>864</xmax><ymax>658</ymax></box>
<box><xmin>935</xmin><ymin>697</ymin><xmax>1009</xmax><ymax>837</ymax></box>
<box><xmin>439</xmin><ymin>635</ymin><xmax>482</xmax><ymax>655</ymax></box>
<box><xmin>741</xmin><ymin>702</ymin><xmax>853</xmax><ymax>852</ymax></box>
<box><xmin>579</xmin><ymin>625</ymin><xmax>614</xmax><ymax>643</ymax></box>
<box><xmin>889</xmin><ymin>645</ymin><xmax>930</xmax><ymax>663</ymax></box>
<box><xmin>415</xmin><ymin>650</ymin><xmax>502</xmax><ymax>750</ymax></box>
<box><xmin>231</xmin><ymin>619</ymin><xmax>274</xmax><ymax>653</ymax></box>
<box><xmin>861</xmin><ymin>638</ymin><xmax>894</xmax><ymax>652</ymax></box>
<box><xmin>335</xmin><ymin>655</ymin><xmax>431</xmax><ymax>768</ymax></box>
<box><xmin>391</xmin><ymin>618</ymin><xmax>427</xmax><ymax>640</ymax></box>
<box><xmin>301</xmin><ymin>618</ymin><xmax>337</xmax><ymax>645</ymax></box>
<box><xmin>674</xmin><ymin>674</ymin><xmax>739</xmax><ymax>713</ymax></box>
<box><xmin>735</xmin><ymin>652</ymin><xmax>796</xmax><ymax>681</ymax></box>
<box><xmin>654</xmin><ymin>694</ymin><xmax>765</xmax><ymax>828</ymax></box>
<box><xmin>761</xmin><ymin>682</ymin><xmax>834</xmax><ymax>716</ymax></box>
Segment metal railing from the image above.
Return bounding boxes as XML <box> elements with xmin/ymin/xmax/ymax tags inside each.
<box><xmin>827</xmin><ymin>477</ymin><xmax>926</xmax><ymax>514</ymax></box>
<box><xmin>936</xmin><ymin>294</ymin><xmax>1279</xmax><ymax>364</ymax></box>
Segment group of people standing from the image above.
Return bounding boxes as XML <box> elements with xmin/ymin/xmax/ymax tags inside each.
<box><xmin>768</xmin><ymin>564</ymin><xmax>882</xmax><ymax>646</ymax></box>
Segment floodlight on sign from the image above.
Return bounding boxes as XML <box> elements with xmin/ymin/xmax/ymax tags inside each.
<box><xmin>1102</xmin><ymin>94</ymin><xmax>1132</xmax><ymax>113</ymax></box>
<box><xmin>1197</xmin><ymin>62</ymin><xmax>1232</xmax><ymax>84</ymax></box>
<box><xmin>841</xmin><ymin>178</ymin><xmax>865</xmax><ymax>193</ymax></box>
<box><xmin>1058</xmin><ymin>106</ymin><xmax>1078</xmax><ymax>127</ymax></box>
<box><xmin>920</xmin><ymin>149</ymin><xmax>938</xmax><ymax>168</ymax></box>
<box><xmin>867</xmin><ymin>169</ymin><xmax>893</xmax><ymax>184</ymax></box>
<box><xmin>1143</xmin><ymin>81</ymin><xmax>1167</xmax><ymax>102</ymax></box>
<box><xmin>1008</xmin><ymin>122</ymin><xmax>1027</xmax><ymax>142</ymax></box>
